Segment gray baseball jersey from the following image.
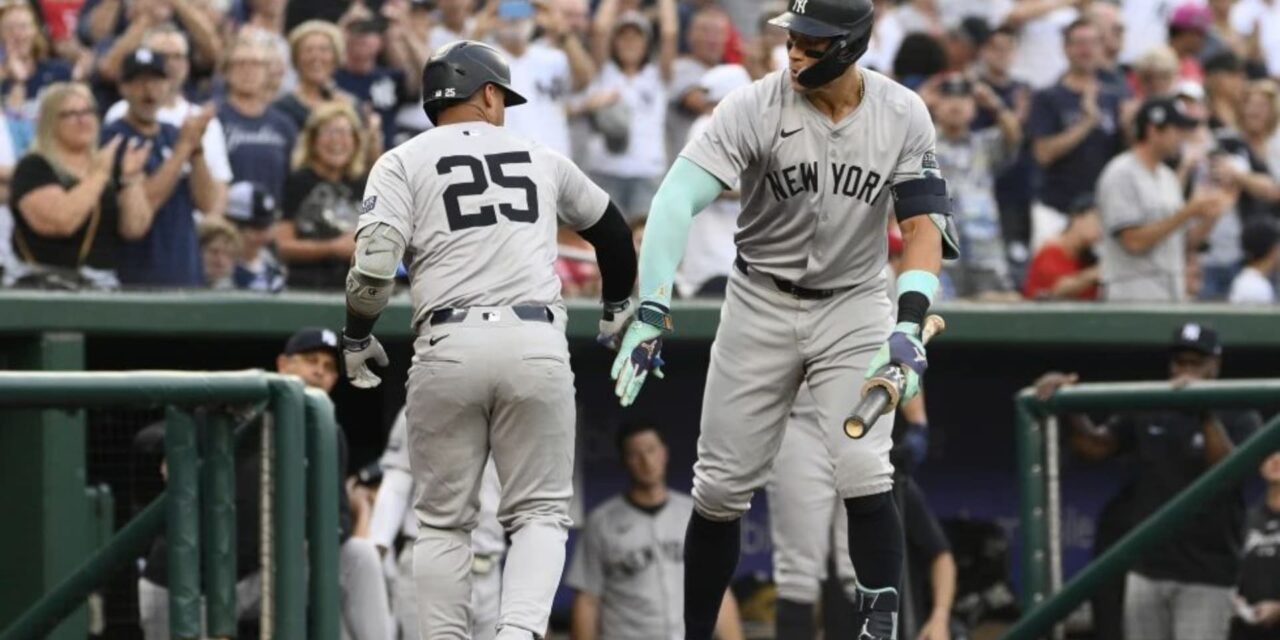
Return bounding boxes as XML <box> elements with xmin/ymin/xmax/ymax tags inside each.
<box><xmin>358</xmin><ymin>122</ymin><xmax>610</xmax><ymax>328</ymax></box>
<box><xmin>566</xmin><ymin>492</ymin><xmax>695</xmax><ymax>640</ymax></box>
<box><xmin>681</xmin><ymin>68</ymin><xmax>938</xmax><ymax>290</ymax></box>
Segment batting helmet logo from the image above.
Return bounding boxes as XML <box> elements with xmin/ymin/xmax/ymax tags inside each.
<box><xmin>793</xmin><ymin>0</ymin><xmax>809</xmax><ymax>14</ymax></box>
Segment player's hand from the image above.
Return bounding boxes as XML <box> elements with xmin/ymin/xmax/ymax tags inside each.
<box><xmin>1033</xmin><ymin>371</ymin><xmax>1078</xmax><ymax>401</ymax></box>
<box><xmin>1255</xmin><ymin>600</ymin><xmax>1280</xmax><ymax>627</ymax></box>
<box><xmin>916</xmin><ymin>612</ymin><xmax>951</xmax><ymax>640</ymax></box>
<box><xmin>596</xmin><ymin>298</ymin><xmax>635</xmax><ymax>350</ymax></box>
<box><xmin>866</xmin><ymin>322</ymin><xmax>927</xmax><ymax>403</ymax></box>
<box><xmin>343</xmin><ymin>333</ymin><xmax>389</xmax><ymax>389</ymax></box>
<box><xmin>610</xmin><ymin>310</ymin><xmax>667</xmax><ymax>407</ymax></box>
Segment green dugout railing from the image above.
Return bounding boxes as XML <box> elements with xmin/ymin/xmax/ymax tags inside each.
<box><xmin>0</xmin><ymin>371</ymin><xmax>340</xmax><ymax>640</ymax></box>
<box><xmin>1008</xmin><ymin>380</ymin><xmax>1280</xmax><ymax>640</ymax></box>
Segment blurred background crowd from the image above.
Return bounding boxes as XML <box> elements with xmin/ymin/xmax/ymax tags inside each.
<box><xmin>2</xmin><ymin>0</ymin><xmax>1280</xmax><ymax>304</ymax></box>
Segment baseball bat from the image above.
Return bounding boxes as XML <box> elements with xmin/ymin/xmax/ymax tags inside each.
<box><xmin>843</xmin><ymin>314</ymin><xmax>946</xmax><ymax>439</ymax></box>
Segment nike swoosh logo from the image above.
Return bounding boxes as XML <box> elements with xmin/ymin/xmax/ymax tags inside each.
<box><xmin>781</xmin><ymin>127</ymin><xmax>803</xmax><ymax>139</ymax></box>
<box><xmin>429</xmin><ymin>335</ymin><xmax>449</xmax><ymax>346</ymax></box>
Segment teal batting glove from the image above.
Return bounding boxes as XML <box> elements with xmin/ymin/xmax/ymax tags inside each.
<box><xmin>609</xmin><ymin>302</ymin><xmax>671</xmax><ymax>407</ymax></box>
<box><xmin>866</xmin><ymin>322</ymin><xmax>928</xmax><ymax>402</ymax></box>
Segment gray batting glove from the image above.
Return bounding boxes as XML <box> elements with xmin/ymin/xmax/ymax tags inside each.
<box><xmin>343</xmin><ymin>334</ymin><xmax>389</xmax><ymax>389</ymax></box>
<box><xmin>596</xmin><ymin>298</ymin><xmax>635</xmax><ymax>351</ymax></box>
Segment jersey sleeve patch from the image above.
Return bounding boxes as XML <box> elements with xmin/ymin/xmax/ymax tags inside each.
<box><xmin>360</xmin><ymin>196</ymin><xmax>377</xmax><ymax>214</ymax></box>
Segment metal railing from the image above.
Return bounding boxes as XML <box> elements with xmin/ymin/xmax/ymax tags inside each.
<box><xmin>0</xmin><ymin>371</ymin><xmax>340</xmax><ymax>640</ymax></box>
<box><xmin>1008</xmin><ymin>380</ymin><xmax>1280</xmax><ymax>640</ymax></box>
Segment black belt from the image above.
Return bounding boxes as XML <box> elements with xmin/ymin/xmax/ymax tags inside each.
<box><xmin>428</xmin><ymin>305</ymin><xmax>553</xmax><ymax>327</ymax></box>
<box><xmin>733</xmin><ymin>255</ymin><xmax>851</xmax><ymax>300</ymax></box>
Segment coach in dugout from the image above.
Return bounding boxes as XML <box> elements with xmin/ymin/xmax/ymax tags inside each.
<box><xmin>567</xmin><ymin>424</ymin><xmax>744</xmax><ymax>640</ymax></box>
<box><xmin>1035</xmin><ymin>322</ymin><xmax>1261</xmax><ymax>640</ymax></box>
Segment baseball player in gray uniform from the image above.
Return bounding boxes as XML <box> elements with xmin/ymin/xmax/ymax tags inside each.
<box><xmin>369</xmin><ymin>409</ymin><xmax>507</xmax><ymax>640</ymax></box>
<box><xmin>340</xmin><ymin>41</ymin><xmax>638</xmax><ymax>640</ymax></box>
<box><xmin>566</xmin><ymin>424</ymin><xmax>743</xmax><ymax>640</ymax></box>
<box><xmin>607</xmin><ymin>0</ymin><xmax>959</xmax><ymax>637</ymax></box>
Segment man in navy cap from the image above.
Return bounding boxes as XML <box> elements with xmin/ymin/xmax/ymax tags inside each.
<box><xmin>104</xmin><ymin>47</ymin><xmax>222</xmax><ymax>288</ymax></box>
<box><xmin>1035</xmin><ymin>323</ymin><xmax>1263</xmax><ymax>640</ymax></box>
<box><xmin>225</xmin><ymin>181</ymin><xmax>285</xmax><ymax>292</ymax></box>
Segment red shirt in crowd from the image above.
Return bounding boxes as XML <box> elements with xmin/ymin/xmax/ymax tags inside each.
<box><xmin>1023</xmin><ymin>243</ymin><xmax>1098</xmax><ymax>300</ymax></box>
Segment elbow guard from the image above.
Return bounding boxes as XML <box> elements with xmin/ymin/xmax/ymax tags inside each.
<box><xmin>346</xmin><ymin>222</ymin><xmax>406</xmax><ymax>318</ymax></box>
<box><xmin>893</xmin><ymin>177</ymin><xmax>961</xmax><ymax>261</ymax></box>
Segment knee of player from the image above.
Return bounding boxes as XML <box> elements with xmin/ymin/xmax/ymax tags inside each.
<box><xmin>692</xmin><ymin>479</ymin><xmax>751</xmax><ymax>521</ymax></box>
<box><xmin>496</xmin><ymin>503</ymin><xmax>572</xmax><ymax>534</ymax></box>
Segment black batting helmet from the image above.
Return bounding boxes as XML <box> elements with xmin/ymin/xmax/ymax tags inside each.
<box><xmin>421</xmin><ymin>40</ymin><xmax>528</xmax><ymax>125</ymax></box>
<box><xmin>769</xmin><ymin>0</ymin><xmax>874</xmax><ymax>88</ymax></box>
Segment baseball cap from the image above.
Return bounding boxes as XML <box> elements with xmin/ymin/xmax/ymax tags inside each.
<box><xmin>122</xmin><ymin>47</ymin><xmax>168</xmax><ymax>82</ymax></box>
<box><xmin>226</xmin><ymin>182</ymin><xmax>281</xmax><ymax>230</ymax></box>
<box><xmin>284</xmin><ymin>327</ymin><xmax>341</xmax><ymax>357</ymax></box>
<box><xmin>1241</xmin><ymin>219</ymin><xmax>1280</xmax><ymax>262</ymax></box>
<box><xmin>1135</xmin><ymin>96</ymin><xmax>1200</xmax><ymax>132</ymax></box>
<box><xmin>938</xmin><ymin>74</ymin><xmax>973</xmax><ymax>97</ymax></box>
<box><xmin>1169</xmin><ymin>2</ymin><xmax>1212</xmax><ymax>32</ymax></box>
<box><xmin>614</xmin><ymin>10</ymin><xmax>652</xmax><ymax>39</ymax></box>
<box><xmin>957</xmin><ymin>15</ymin><xmax>993</xmax><ymax>47</ymax></box>
<box><xmin>1170</xmin><ymin>322</ymin><xmax>1222</xmax><ymax>357</ymax></box>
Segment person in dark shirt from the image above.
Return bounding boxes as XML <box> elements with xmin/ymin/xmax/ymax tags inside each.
<box><xmin>8</xmin><ymin>82</ymin><xmax>152</xmax><ymax>289</ymax></box>
<box><xmin>1036</xmin><ymin>322</ymin><xmax>1262</xmax><ymax>640</ymax></box>
<box><xmin>277</xmin><ymin>102</ymin><xmax>366</xmax><ymax>289</ymax></box>
<box><xmin>1230</xmin><ymin>452</ymin><xmax>1280</xmax><ymax>640</ymax></box>
<box><xmin>102</xmin><ymin>47</ymin><xmax>219</xmax><ymax>287</ymax></box>
<box><xmin>217</xmin><ymin>37</ymin><xmax>298</xmax><ymax>203</ymax></box>
<box><xmin>333</xmin><ymin>18</ymin><xmax>410</xmax><ymax>150</ymax></box>
<box><xmin>1027</xmin><ymin>18</ymin><xmax>1125</xmax><ymax>251</ymax></box>
<box><xmin>0</xmin><ymin>3</ymin><xmax>72</xmax><ymax>155</ymax></box>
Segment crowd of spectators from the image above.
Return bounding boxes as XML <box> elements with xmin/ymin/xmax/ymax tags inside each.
<box><xmin>0</xmin><ymin>0</ymin><xmax>1279</xmax><ymax>304</ymax></box>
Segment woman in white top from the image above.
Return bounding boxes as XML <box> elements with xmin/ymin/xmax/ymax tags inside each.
<box><xmin>579</xmin><ymin>0</ymin><xmax>677</xmax><ymax>221</ymax></box>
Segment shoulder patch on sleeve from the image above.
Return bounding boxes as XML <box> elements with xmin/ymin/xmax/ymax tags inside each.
<box><xmin>922</xmin><ymin>151</ymin><xmax>939</xmax><ymax>171</ymax></box>
<box><xmin>360</xmin><ymin>196</ymin><xmax>377</xmax><ymax>214</ymax></box>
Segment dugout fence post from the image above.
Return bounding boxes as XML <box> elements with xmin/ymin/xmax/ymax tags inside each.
<box><xmin>1014</xmin><ymin>396</ymin><xmax>1050</xmax><ymax>609</ymax></box>
<box><xmin>305</xmin><ymin>388</ymin><xmax>341</xmax><ymax>640</ymax></box>
<box><xmin>268</xmin><ymin>375</ymin><xmax>308</xmax><ymax>640</ymax></box>
<box><xmin>1006</xmin><ymin>380</ymin><xmax>1280</xmax><ymax>640</ymax></box>
<box><xmin>164</xmin><ymin>407</ymin><xmax>202</xmax><ymax>639</ymax></box>
<box><xmin>202</xmin><ymin>411</ymin><xmax>238</xmax><ymax>637</ymax></box>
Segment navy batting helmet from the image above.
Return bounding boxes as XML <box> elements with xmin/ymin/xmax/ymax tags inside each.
<box><xmin>421</xmin><ymin>40</ymin><xmax>528</xmax><ymax>125</ymax></box>
<box><xmin>769</xmin><ymin>0</ymin><xmax>874</xmax><ymax>88</ymax></box>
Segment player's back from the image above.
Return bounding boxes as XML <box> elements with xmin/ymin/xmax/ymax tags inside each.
<box><xmin>362</xmin><ymin>122</ymin><xmax>607</xmax><ymax>329</ymax></box>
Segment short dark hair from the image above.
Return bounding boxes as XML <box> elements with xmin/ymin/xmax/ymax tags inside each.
<box><xmin>1062</xmin><ymin>17</ymin><xmax>1096</xmax><ymax>42</ymax></box>
<box><xmin>615</xmin><ymin>423</ymin><xmax>664</xmax><ymax>457</ymax></box>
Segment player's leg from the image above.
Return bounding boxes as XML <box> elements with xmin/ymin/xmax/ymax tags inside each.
<box><xmin>339</xmin><ymin>536</ymin><xmax>395</xmax><ymax>640</ymax></box>
<box><xmin>687</xmin><ymin>272</ymin><xmax>805</xmax><ymax>640</ymax></box>
<box><xmin>394</xmin><ymin>546</ymin><xmax>419</xmax><ymax>638</ymax></box>
<box><xmin>471</xmin><ymin>563</ymin><xmax>503</xmax><ymax>640</ymax></box>
<box><xmin>1170</xmin><ymin>582</ymin><xmax>1233</xmax><ymax>640</ymax></box>
<box><xmin>137</xmin><ymin>577</ymin><xmax>170</xmax><ymax>640</ymax></box>
<box><xmin>1123</xmin><ymin>572</ymin><xmax>1173</xmax><ymax>640</ymax></box>
<box><xmin>803</xmin><ymin>275</ymin><xmax>902</xmax><ymax>639</ymax></box>
<box><xmin>488</xmin><ymin>321</ymin><xmax>576</xmax><ymax>639</ymax></box>
<box><xmin>472</xmin><ymin>458</ymin><xmax>506</xmax><ymax>640</ymax></box>
<box><xmin>406</xmin><ymin>331</ymin><xmax>492</xmax><ymax>639</ymax></box>
<box><xmin>767</xmin><ymin>385</ymin><xmax>837</xmax><ymax>640</ymax></box>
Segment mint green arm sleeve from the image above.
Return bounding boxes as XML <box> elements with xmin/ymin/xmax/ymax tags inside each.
<box><xmin>638</xmin><ymin>157</ymin><xmax>728</xmax><ymax>306</ymax></box>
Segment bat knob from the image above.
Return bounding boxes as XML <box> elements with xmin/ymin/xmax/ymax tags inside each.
<box><xmin>844</xmin><ymin>416</ymin><xmax>869</xmax><ymax>439</ymax></box>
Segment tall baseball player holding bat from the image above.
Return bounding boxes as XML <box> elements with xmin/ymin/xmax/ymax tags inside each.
<box><xmin>341</xmin><ymin>41</ymin><xmax>638</xmax><ymax>640</ymax></box>
<box><xmin>608</xmin><ymin>0</ymin><xmax>959</xmax><ymax>637</ymax></box>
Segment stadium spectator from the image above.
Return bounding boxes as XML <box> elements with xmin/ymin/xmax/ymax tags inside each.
<box><xmin>1028</xmin><ymin>18</ymin><xmax>1125</xmax><ymax>249</ymax></box>
<box><xmin>555</xmin><ymin>227</ymin><xmax>601</xmax><ymax>299</ymax></box>
<box><xmin>1023</xmin><ymin>194</ymin><xmax>1101</xmax><ymax>300</ymax></box>
<box><xmin>106</xmin><ymin>48</ymin><xmax>220</xmax><ymax>287</ymax></box>
<box><xmin>1204</xmin><ymin>52</ymin><xmax>1248</xmax><ymax>131</ymax></box>
<box><xmin>198</xmin><ymin>215</ymin><xmax>238</xmax><ymax>289</ymax></box>
<box><xmin>894</xmin><ymin>0</ymin><xmax>946</xmax><ymax>37</ymax></box>
<box><xmin>1230</xmin><ymin>452</ymin><xmax>1280</xmax><ymax>640</ymax></box>
<box><xmin>743</xmin><ymin>1</ymin><xmax>790</xmax><ymax>79</ymax></box>
<box><xmin>941</xmin><ymin>17</ymin><xmax>991</xmax><ymax>74</ymax></box>
<box><xmin>429</xmin><ymin>0</ymin><xmax>477</xmax><ymax>51</ymax></box>
<box><xmin>277</xmin><ymin>103</ymin><xmax>365</xmax><ymax>290</ymax></box>
<box><xmin>1005</xmin><ymin>0</ymin><xmax>1081</xmax><ymax>90</ymax></box>
<box><xmin>863</xmin><ymin>0</ymin><xmax>905</xmax><ymax>75</ymax></box>
<box><xmin>1168</xmin><ymin>2</ymin><xmax>1213</xmax><ymax>81</ymax></box>
<box><xmin>932</xmin><ymin>74</ymin><xmax>1021</xmax><ymax>299</ymax></box>
<box><xmin>1</xmin><ymin>3</ymin><xmax>72</xmax><ymax>155</ymax></box>
<box><xmin>1204</xmin><ymin>0</ymin><xmax>1251</xmax><ymax>64</ymax></box>
<box><xmin>104</xmin><ymin>25</ymin><xmax>231</xmax><ymax>218</ymax></box>
<box><xmin>1130</xmin><ymin>46</ymin><xmax>1181</xmax><ymax>102</ymax></box>
<box><xmin>274</xmin><ymin>21</ymin><xmax>350</xmax><ymax>130</ymax></box>
<box><xmin>223</xmin><ymin>181</ymin><xmax>285</xmax><ymax>292</ymax></box>
<box><xmin>675</xmin><ymin>63</ymin><xmax>751</xmax><ymax>299</ymax></box>
<box><xmin>891</xmin><ymin>32</ymin><xmax>948</xmax><ymax>91</ymax></box>
<box><xmin>94</xmin><ymin>0</ymin><xmax>222</xmax><ymax>90</ymax></box>
<box><xmin>1036</xmin><ymin>322</ymin><xmax>1262</xmax><ymax>640</ymax></box>
<box><xmin>1088</xmin><ymin>1</ymin><xmax>1128</xmax><ymax>91</ymax></box>
<box><xmin>1098</xmin><ymin>97</ymin><xmax>1233</xmax><ymax>302</ymax></box>
<box><xmin>238</xmin><ymin>0</ymin><xmax>292</xmax><ymax>94</ymax></box>
<box><xmin>1230</xmin><ymin>0</ymin><xmax>1280</xmax><ymax>77</ymax></box>
<box><xmin>1228</xmin><ymin>219</ymin><xmax>1280</xmax><ymax>303</ymax></box>
<box><xmin>567</xmin><ymin>423</ymin><xmax>745</xmax><ymax>640</ymax></box>
<box><xmin>7</xmin><ymin>82</ymin><xmax>150</xmax><ymax>289</ymax></box>
<box><xmin>333</xmin><ymin>10</ymin><xmax>416</xmax><ymax>150</ymax></box>
<box><xmin>581</xmin><ymin>0</ymin><xmax>677</xmax><ymax>220</ymax></box>
<box><xmin>666</xmin><ymin>7</ymin><xmax>731</xmax><ymax>158</ymax></box>
<box><xmin>485</xmin><ymin>0</ymin><xmax>594</xmax><ymax>159</ymax></box>
<box><xmin>217</xmin><ymin>37</ymin><xmax>298</xmax><ymax>203</ymax></box>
